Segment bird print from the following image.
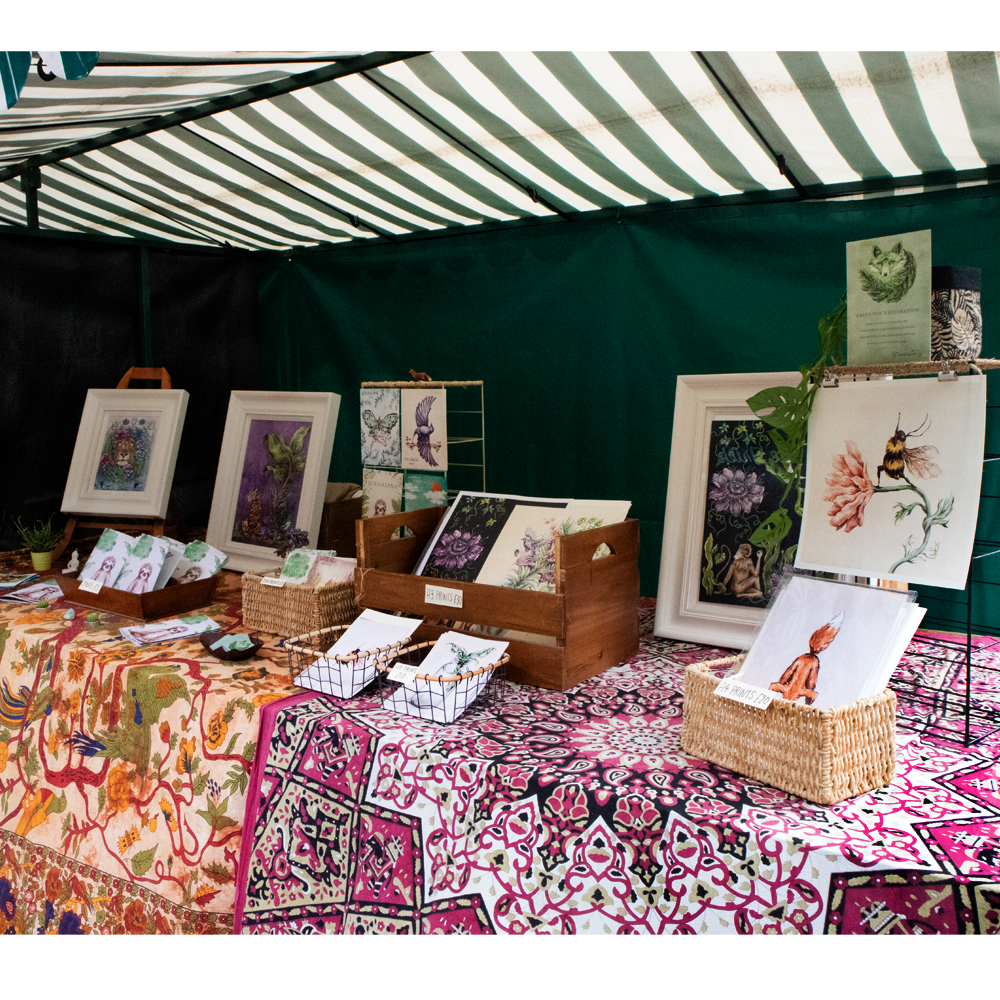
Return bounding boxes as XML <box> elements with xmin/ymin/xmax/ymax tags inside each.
<box><xmin>413</xmin><ymin>395</ymin><xmax>438</xmax><ymax>466</ymax></box>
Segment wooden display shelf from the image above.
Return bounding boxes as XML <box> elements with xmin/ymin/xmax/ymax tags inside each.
<box><xmin>354</xmin><ymin>506</ymin><xmax>640</xmax><ymax>691</ymax></box>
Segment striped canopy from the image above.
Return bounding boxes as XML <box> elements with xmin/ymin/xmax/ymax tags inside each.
<box><xmin>1</xmin><ymin>50</ymin><xmax>998</xmax><ymax>250</ymax></box>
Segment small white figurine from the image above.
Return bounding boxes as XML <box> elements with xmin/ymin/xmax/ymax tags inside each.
<box><xmin>63</xmin><ymin>549</ymin><xmax>80</xmax><ymax>574</ymax></box>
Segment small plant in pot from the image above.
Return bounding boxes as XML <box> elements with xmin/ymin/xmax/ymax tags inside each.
<box><xmin>15</xmin><ymin>515</ymin><xmax>65</xmax><ymax>571</ymax></box>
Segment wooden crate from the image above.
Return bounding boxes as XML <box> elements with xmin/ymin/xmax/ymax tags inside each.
<box><xmin>56</xmin><ymin>572</ymin><xmax>221</xmax><ymax>622</ymax></box>
<box><xmin>354</xmin><ymin>507</ymin><xmax>640</xmax><ymax>691</ymax></box>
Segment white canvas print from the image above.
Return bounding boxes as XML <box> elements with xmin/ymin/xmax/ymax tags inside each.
<box><xmin>735</xmin><ymin>575</ymin><xmax>917</xmax><ymax>710</ymax></box>
<box><xmin>360</xmin><ymin>387</ymin><xmax>401</xmax><ymax>467</ymax></box>
<box><xmin>796</xmin><ymin>377</ymin><xmax>986</xmax><ymax>589</ymax></box>
<box><xmin>400</xmin><ymin>388</ymin><xmax>447</xmax><ymax>471</ymax></box>
<box><xmin>297</xmin><ymin>608</ymin><xmax>419</xmax><ymax>698</ymax></box>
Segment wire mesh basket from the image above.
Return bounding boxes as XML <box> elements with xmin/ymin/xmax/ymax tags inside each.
<box><xmin>285</xmin><ymin>624</ymin><xmax>407</xmax><ymax>699</ymax></box>
<box><xmin>374</xmin><ymin>639</ymin><xmax>509</xmax><ymax>724</ymax></box>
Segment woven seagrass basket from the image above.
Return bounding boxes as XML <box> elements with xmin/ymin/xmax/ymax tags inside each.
<box><xmin>241</xmin><ymin>568</ymin><xmax>360</xmax><ymax>639</ymax></box>
<box><xmin>681</xmin><ymin>657</ymin><xmax>897</xmax><ymax>805</ymax></box>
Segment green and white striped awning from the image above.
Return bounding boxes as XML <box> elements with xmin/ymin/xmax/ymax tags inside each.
<box><xmin>2</xmin><ymin>50</ymin><xmax>999</xmax><ymax>250</ymax></box>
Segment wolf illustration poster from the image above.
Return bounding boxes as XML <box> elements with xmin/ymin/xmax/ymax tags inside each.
<box><xmin>699</xmin><ymin>419</ymin><xmax>802</xmax><ymax>608</ymax></box>
<box><xmin>796</xmin><ymin>377</ymin><xmax>986</xmax><ymax>589</ymax></box>
<box><xmin>846</xmin><ymin>229</ymin><xmax>931</xmax><ymax>366</ymax></box>
<box><xmin>231</xmin><ymin>418</ymin><xmax>312</xmax><ymax>549</ymax></box>
<box><xmin>93</xmin><ymin>413</ymin><xmax>157</xmax><ymax>492</ymax></box>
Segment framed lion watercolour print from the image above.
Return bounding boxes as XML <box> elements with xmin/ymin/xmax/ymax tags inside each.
<box><xmin>654</xmin><ymin>371</ymin><xmax>803</xmax><ymax>648</ymax></box>
<box><xmin>61</xmin><ymin>388</ymin><xmax>189</xmax><ymax>518</ymax></box>
<box><xmin>206</xmin><ymin>391</ymin><xmax>341</xmax><ymax>573</ymax></box>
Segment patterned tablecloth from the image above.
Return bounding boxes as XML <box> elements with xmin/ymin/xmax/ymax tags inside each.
<box><xmin>0</xmin><ymin>571</ymin><xmax>300</xmax><ymax>935</ymax></box>
<box><xmin>236</xmin><ymin>605</ymin><xmax>1000</xmax><ymax>935</ymax></box>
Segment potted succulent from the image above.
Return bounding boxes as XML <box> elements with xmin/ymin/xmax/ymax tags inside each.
<box><xmin>14</xmin><ymin>515</ymin><xmax>65</xmax><ymax>571</ymax></box>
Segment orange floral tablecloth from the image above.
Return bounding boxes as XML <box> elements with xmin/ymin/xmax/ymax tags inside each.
<box><xmin>0</xmin><ymin>571</ymin><xmax>301</xmax><ymax>934</ymax></box>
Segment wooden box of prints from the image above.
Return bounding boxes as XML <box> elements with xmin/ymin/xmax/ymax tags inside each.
<box><xmin>681</xmin><ymin>657</ymin><xmax>897</xmax><ymax>805</ymax></box>
<box><xmin>354</xmin><ymin>506</ymin><xmax>640</xmax><ymax>691</ymax></box>
<box><xmin>241</xmin><ymin>569</ymin><xmax>360</xmax><ymax>639</ymax></box>
<box><xmin>56</xmin><ymin>572</ymin><xmax>221</xmax><ymax>622</ymax></box>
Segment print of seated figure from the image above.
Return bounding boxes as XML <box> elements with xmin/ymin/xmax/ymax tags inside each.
<box><xmin>133</xmin><ymin>624</ymin><xmax>189</xmax><ymax>644</ymax></box>
<box><xmin>126</xmin><ymin>562</ymin><xmax>154</xmax><ymax>594</ymax></box>
<box><xmin>722</xmin><ymin>542</ymin><xmax>763</xmax><ymax>598</ymax></box>
<box><xmin>176</xmin><ymin>566</ymin><xmax>203</xmax><ymax>585</ymax></box>
<box><xmin>768</xmin><ymin>611</ymin><xmax>844</xmax><ymax>706</ymax></box>
<box><xmin>91</xmin><ymin>556</ymin><xmax>117</xmax><ymax>586</ymax></box>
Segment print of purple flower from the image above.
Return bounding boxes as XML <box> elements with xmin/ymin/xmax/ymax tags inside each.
<box><xmin>708</xmin><ymin>468</ymin><xmax>765</xmax><ymax>516</ymax></box>
<box><xmin>432</xmin><ymin>530</ymin><xmax>484</xmax><ymax>570</ymax></box>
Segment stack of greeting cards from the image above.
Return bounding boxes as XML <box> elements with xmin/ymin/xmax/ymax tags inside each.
<box><xmin>725</xmin><ymin>573</ymin><xmax>925</xmax><ymax>711</ymax></box>
<box><xmin>78</xmin><ymin>529</ymin><xmax>227</xmax><ymax>593</ymax></box>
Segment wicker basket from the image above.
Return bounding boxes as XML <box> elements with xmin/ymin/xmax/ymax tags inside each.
<box><xmin>681</xmin><ymin>657</ymin><xmax>897</xmax><ymax>805</ymax></box>
<box><xmin>242</xmin><ymin>569</ymin><xmax>360</xmax><ymax>638</ymax></box>
<box><xmin>374</xmin><ymin>640</ymin><xmax>509</xmax><ymax>724</ymax></box>
<box><xmin>285</xmin><ymin>623</ymin><xmax>405</xmax><ymax>697</ymax></box>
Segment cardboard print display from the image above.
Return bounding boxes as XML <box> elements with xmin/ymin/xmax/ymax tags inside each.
<box><xmin>360</xmin><ymin>387</ymin><xmax>401</xmax><ymax>468</ymax></box>
<box><xmin>796</xmin><ymin>377</ymin><xmax>986</xmax><ymax>589</ymax></box>
<box><xmin>400</xmin><ymin>388</ymin><xmax>447</xmax><ymax>470</ymax></box>
<box><xmin>699</xmin><ymin>419</ymin><xmax>802</xmax><ymax>609</ymax></box>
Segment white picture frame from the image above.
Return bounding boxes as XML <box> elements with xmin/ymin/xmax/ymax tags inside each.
<box><xmin>654</xmin><ymin>371</ymin><xmax>801</xmax><ymax>648</ymax></box>
<box><xmin>61</xmin><ymin>388</ymin><xmax>189</xmax><ymax>518</ymax></box>
<box><xmin>206</xmin><ymin>391</ymin><xmax>341</xmax><ymax>573</ymax></box>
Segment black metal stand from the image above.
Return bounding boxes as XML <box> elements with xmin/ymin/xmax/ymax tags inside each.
<box><xmin>891</xmin><ymin>454</ymin><xmax>1000</xmax><ymax>748</ymax></box>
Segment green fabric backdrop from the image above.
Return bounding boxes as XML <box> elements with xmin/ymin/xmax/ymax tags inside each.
<box><xmin>256</xmin><ymin>185</ymin><xmax>1000</xmax><ymax>632</ymax></box>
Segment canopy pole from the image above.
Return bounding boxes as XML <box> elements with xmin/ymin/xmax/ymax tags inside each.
<box><xmin>20</xmin><ymin>163</ymin><xmax>41</xmax><ymax>227</ymax></box>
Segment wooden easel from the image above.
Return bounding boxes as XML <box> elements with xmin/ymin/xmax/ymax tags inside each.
<box><xmin>54</xmin><ymin>368</ymin><xmax>172</xmax><ymax>560</ymax></box>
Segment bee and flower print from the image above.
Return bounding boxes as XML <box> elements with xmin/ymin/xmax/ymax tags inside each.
<box><xmin>796</xmin><ymin>378</ymin><xmax>987</xmax><ymax>589</ymax></box>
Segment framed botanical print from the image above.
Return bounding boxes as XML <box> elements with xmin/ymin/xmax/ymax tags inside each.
<box><xmin>60</xmin><ymin>388</ymin><xmax>189</xmax><ymax>518</ymax></box>
<box><xmin>206</xmin><ymin>391</ymin><xmax>341</xmax><ymax>573</ymax></box>
<box><xmin>654</xmin><ymin>371</ymin><xmax>802</xmax><ymax>648</ymax></box>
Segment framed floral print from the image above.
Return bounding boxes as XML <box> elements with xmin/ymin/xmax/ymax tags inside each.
<box><xmin>654</xmin><ymin>371</ymin><xmax>803</xmax><ymax>648</ymax></box>
<box><xmin>206</xmin><ymin>391</ymin><xmax>341</xmax><ymax>573</ymax></box>
<box><xmin>61</xmin><ymin>388</ymin><xmax>189</xmax><ymax>518</ymax></box>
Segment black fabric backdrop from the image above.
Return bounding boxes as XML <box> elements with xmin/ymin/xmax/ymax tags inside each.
<box><xmin>0</xmin><ymin>234</ymin><xmax>260</xmax><ymax>547</ymax></box>
<box><xmin>254</xmin><ymin>185</ymin><xmax>1000</xmax><ymax>628</ymax></box>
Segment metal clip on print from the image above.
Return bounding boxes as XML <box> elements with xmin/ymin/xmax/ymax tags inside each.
<box><xmin>682</xmin><ymin>657</ymin><xmax>897</xmax><ymax>805</ymax></box>
<box><xmin>374</xmin><ymin>640</ymin><xmax>509</xmax><ymax>724</ymax></box>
